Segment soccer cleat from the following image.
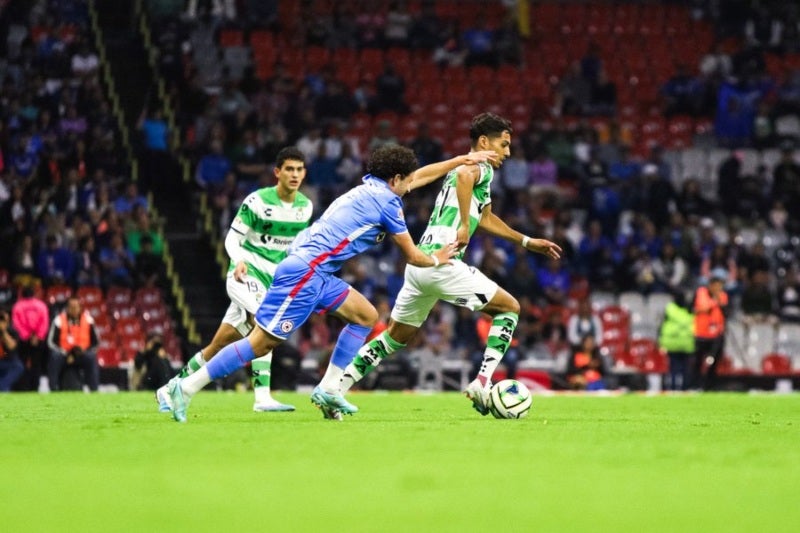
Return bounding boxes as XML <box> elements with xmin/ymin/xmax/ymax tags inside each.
<box><xmin>464</xmin><ymin>379</ymin><xmax>491</xmax><ymax>416</ymax></box>
<box><xmin>155</xmin><ymin>385</ymin><xmax>172</xmax><ymax>413</ymax></box>
<box><xmin>168</xmin><ymin>378</ymin><xmax>190</xmax><ymax>423</ymax></box>
<box><xmin>310</xmin><ymin>386</ymin><xmax>358</xmax><ymax>419</ymax></box>
<box><xmin>253</xmin><ymin>400</ymin><xmax>296</xmax><ymax>412</ymax></box>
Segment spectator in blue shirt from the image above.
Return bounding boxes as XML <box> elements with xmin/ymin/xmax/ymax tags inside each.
<box><xmin>114</xmin><ymin>182</ymin><xmax>148</xmax><ymax>216</ymax></box>
<box><xmin>37</xmin><ymin>235</ymin><xmax>74</xmax><ymax>285</ymax></box>
<box><xmin>195</xmin><ymin>140</ymin><xmax>232</xmax><ymax>190</ymax></box>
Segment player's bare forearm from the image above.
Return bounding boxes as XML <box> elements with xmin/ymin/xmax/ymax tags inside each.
<box><xmin>455</xmin><ymin>167</ymin><xmax>477</xmax><ymax>247</ymax></box>
<box><xmin>409</xmin><ymin>151</ymin><xmax>496</xmax><ymax>191</ymax></box>
<box><xmin>478</xmin><ymin>207</ymin><xmax>562</xmax><ymax>260</ymax></box>
<box><xmin>391</xmin><ymin>232</ymin><xmax>457</xmax><ymax>267</ymax></box>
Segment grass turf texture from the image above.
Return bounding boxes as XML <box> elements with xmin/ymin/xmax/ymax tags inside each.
<box><xmin>2</xmin><ymin>392</ymin><xmax>799</xmax><ymax>533</ymax></box>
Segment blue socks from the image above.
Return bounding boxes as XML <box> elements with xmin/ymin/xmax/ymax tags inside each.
<box><xmin>331</xmin><ymin>324</ymin><xmax>371</xmax><ymax>369</ymax></box>
<box><xmin>206</xmin><ymin>337</ymin><xmax>256</xmax><ymax>380</ymax></box>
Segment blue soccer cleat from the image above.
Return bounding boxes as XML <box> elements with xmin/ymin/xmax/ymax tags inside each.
<box><xmin>310</xmin><ymin>386</ymin><xmax>358</xmax><ymax>420</ymax></box>
<box><xmin>168</xmin><ymin>378</ymin><xmax>190</xmax><ymax>423</ymax></box>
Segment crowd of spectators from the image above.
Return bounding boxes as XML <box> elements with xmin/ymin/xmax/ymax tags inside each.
<box><xmin>137</xmin><ymin>0</ymin><xmax>800</xmax><ymax>385</ymax></box>
<box><xmin>0</xmin><ymin>0</ymin><xmax>169</xmax><ymax>390</ymax></box>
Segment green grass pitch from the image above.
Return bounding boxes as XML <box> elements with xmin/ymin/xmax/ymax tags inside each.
<box><xmin>2</xmin><ymin>391</ymin><xmax>799</xmax><ymax>532</ymax></box>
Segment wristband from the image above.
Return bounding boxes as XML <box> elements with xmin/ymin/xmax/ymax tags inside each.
<box><xmin>521</xmin><ymin>236</ymin><xmax>530</xmax><ymax>248</ymax></box>
<box><xmin>431</xmin><ymin>255</ymin><xmax>440</xmax><ymax>267</ymax></box>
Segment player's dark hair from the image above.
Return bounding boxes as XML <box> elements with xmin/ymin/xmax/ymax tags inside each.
<box><xmin>469</xmin><ymin>113</ymin><xmax>513</xmax><ymax>146</ymax></box>
<box><xmin>367</xmin><ymin>144</ymin><xmax>418</xmax><ymax>181</ymax></box>
<box><xmin>275</xmin><ymin>147</ymin><xmax>306</xmax><ymax>169</ymax></box>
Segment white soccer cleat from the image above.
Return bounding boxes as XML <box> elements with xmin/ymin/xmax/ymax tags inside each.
<box><xmin>253</xmin><ymin>399</ymin><xmax>296</xmax><ymax>412</ymax></box>
<box><xmin>155</xmin><ymin>384</ymin><xmax>173</xmax><ymax>413</ymax></box>
<box><xmin>464</xmin><ymin>379</ymin><xmax>491</xmax><ymax>416</ymax></box>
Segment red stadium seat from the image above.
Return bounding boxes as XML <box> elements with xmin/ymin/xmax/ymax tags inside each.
<box><xmin>97</xmin><ymin>346</ymin><xmax>121</xmax><ymax>368</ymax></box>
<box><xmin>116</xmin><ymin>317</ymin><xmax>143</xmax><ymax>337</ymax></box>
<box><xmin>134</xmin><ymin>287</ymin><xmax>162</xmax><ymax>307</ymax></box>
<box><xmin>77</xmin><ymin>286</ymin><xmax>103</xmax><ymax>306</ymax></box>
<box><xmin>219</xmin><ymin>29</ymin><xmax>243</xmax><ymax>47</ymax></box>
<box><xmin>761</xmin><ymin>353</ymin><xmax>792</xmax><ymax>375</ymax></box>
<box><xmin>45</xmin><ymin>284</ymin><xmax>72</xmax><ymax>306</ymax></box>
<box><xmin>106</xmin><ymin>286</ymin><xmax>132</xmax><ymax>306</ymax></box>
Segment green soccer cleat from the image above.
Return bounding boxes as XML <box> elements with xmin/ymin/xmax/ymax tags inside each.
<box><xmin>464</xmin><ymin>379</ymin><xmax>491</xmax><ymax>416</ymax></box>
<box><xmin>310</xmin><ymin>386</ymin><xmax>358</xmax><ymax>420</ymax></box>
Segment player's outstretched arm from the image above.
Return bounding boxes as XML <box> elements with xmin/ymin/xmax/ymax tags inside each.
<box><xmin>409</xmin><ymin>151</ymin><xmax>496</xmax><ymax>192</ymax></box>
<box><xmin>477</xmin><ymin>204</ymin><xmax>562</xmax><ymax>260</ymax></box>
<box><xmin>390</xmin><ymin>232</ymin><xmax>459</xmax><ymax>267</ymax></box>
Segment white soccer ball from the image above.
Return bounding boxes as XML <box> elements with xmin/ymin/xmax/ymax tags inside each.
<box><xmin>488</xmin><ymin>379</ymin><xmax>532</xmax><ymax>419</ymax></box>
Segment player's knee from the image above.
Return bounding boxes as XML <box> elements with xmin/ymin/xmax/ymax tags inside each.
<box><xmin>502</xmin><ymin>296</ymin><xmax>520</xmax><ymax>315</ymax></box>
<box><xmin>361</xmin><ymin>306</ymin><xmax>379</xmax><ymax>327</ymax></box>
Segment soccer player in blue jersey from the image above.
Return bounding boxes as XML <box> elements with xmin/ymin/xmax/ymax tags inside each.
<box><xmin>166</xmin><ymin>144</ymin><xmax>497</xmax><ymax>422</ymax></box>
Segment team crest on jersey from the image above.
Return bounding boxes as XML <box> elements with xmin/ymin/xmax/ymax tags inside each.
<box><xmin>280</xmin><ymin>320</ymin><xmax>294</xmax><ymax>333</ymax></box>
<box><xmin>376</xmin><ymin>231</ymin><xmax>386</xmax><ymax>243</ymax></box>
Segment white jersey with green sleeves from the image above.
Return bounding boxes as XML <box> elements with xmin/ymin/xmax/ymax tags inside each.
<box><xmin>228</xmin><ymin>187</ymin><xmax>313</xmax><ymax>287</ymax></box>
<box><xmin>418</xmin><ymin>161</ymin><xmax>493</xmax><ymax>260</ymax></box>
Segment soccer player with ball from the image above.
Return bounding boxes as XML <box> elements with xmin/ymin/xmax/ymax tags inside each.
<box><xmin>164</xmin><ymin>144</ymin><xmax>497</xmax><ymax>422</ymax></box>
<box><xmin>327</xmin><ymin>113</ymin><xmax>562</xmax><ymax>417</ymax></box>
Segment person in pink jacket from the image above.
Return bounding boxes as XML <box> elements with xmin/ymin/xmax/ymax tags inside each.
<box><xmin>11</xmin><ymin>286</ymin><xmax>50</xmax><ymax>390</ymax></box>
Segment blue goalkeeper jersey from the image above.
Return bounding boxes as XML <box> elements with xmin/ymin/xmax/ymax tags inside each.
<box><xmin>289</xmin><ymin>175</ymin><xmax>408</xmax><ymax>274</ymax></box>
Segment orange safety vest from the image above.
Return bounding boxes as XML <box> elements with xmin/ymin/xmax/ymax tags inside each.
<box><xmin>693</xmin><ymin>286</ymin><xmax>728</xmax><ymax>339</ymax></box>
<box><xmin>58</xmin><ymin>312</ymin><xmax>92</xmax><ymax>351</ymax></box>
<box><xmin>573</xmin><ymin>352</ymin><xmax>601</xmax><ymax>382</ymax></box>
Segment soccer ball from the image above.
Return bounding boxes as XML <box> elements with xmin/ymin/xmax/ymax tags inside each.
<box><xmin>488</xmin><ymin>379</ymin><xmax>532</xmax><ymax>419</ymax></box>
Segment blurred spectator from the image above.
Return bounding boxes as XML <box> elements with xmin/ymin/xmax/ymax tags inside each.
<box><xmin>11</xmin><ymin>234</ymin><xmax>37</xmax><ymax>282</ymax></box>
<box><xmin>355</xmin><ymin>2</ymin><xmax>386</xmax><ymax>49</ymax></box>
<box><xmin>777</xmin><ymin>267</ymin><xmax>800</xmax><ymax>323</ymax></box>
<box><xmin>567</xmin><ymin>334</ymin><xmax>606</xmax><ymax>391</ymax></box>
<box><xmin>463</xmin><ymin>19</ymin><xmax>496</xmax><ymax>68</ymax></box>
<box><xmin>699</xmin><ymin>42</ymin><xmax>732</xmax><ymax>80</ymax></box>
<box><xmin>46</xmin><ymin>295</ymin><xmax>99</xmax><ymax>391</ymax></box>
<box><xmin>335</xmin><ymin>138</ymin><xmax>364</xmax><ymax>186</ymax></box>
<box><xmin>368</xmin><ymin>120</ymin><xmax>398</xmax><ymax>152</ymax></box>
<box><xmin>296</xmin><ymin>125</ymin><xmax>323</xmax><ymax>163</ymax></box>
<box><xmin>677</xmin><ymin>178</ymin><xmax>713</xmax><ymax>221</ymax></box>
<box><xmin>0</xmin><ymin>307</ymin><xmax>24</xmax><ymax>392</ymax></box>
<box><xmin>658</xmin><ymin>290</ymin><xmax>695</xmax><ymax>391</ymax></box>
<box><xmin>744</xmin><ymin>7</ymin><xmax>782</xmax><ymax>51</ymax></box>
<box><xmin>137</xmin><ymin>106</ymin><xmax>171</xmax><ymax>190</ymax></box>
<box><xmin>114</xmin><ymin>182</ymin><xmax>148</xmax><ymax>216</ymax></box>
<box><xmin>126</xmin><ymin>211</ymin><xmax>163</xmax><ymax>256</ymax></box>
<box><xmin>314</xmin><ymin>81</ymin><xmax>356</xmax><ymax>123</ymax></box>
<box><xmin>528</xmin><ymin>149</ymin><xmax>559</xmax><ymax>203</ymax></box>
<box><xmin>72</xmin><ymin>235</ymin><xmax>101</xmax><ymax>287</ymax></box>
<box><xmin>717</xmin><ymin>151</ymin><xmax>742</xmax><ymax>218</ymax></box>
<box><xmin>410</xmin><ymin>1</ymin><xmax>443</xmax><ymax>50</ymax></box>
<box><xmin>384</xmin><ymin>1</ymin><xmax>413</xmax><ymax>48</ymax></box>
<box><xmin>495</xmin><ymin>14</ymin><xmax>523</xmax><ymax>66</ymax></box>
<box><xmin>567</xmin><ymin>298</ymin><xmax>603</xmax><ymax>349</ymax></box>
<box><xmin>230</xmin><ymin>129</ymin><xmax>267</xmax><ymax>183</ymax></box>
<box><xmin>580</xmin><ymin>42</ymin><xmax>603</xmax><ymax>85</ymax></box>
<box><xmin>740</xmin><ymin>269</ymin><xmax>777</xmax><ymax>324</ymax></box>
<box><xmin>771</xmin><ymin>145</ymin><xmax>800</xmax><ymax>215</ymax></box>
<box><xmin>633</xmin><ymin>163</ymin><xmax>675</xmax><ymax>230</ymax></box>
<box><xmin>374</xmin><ymin>63</ymin><xmax>408</xmax><ymax>114</ymax></box>
<box><xmin>132</xmin><ymin>332</ymin><xmax>175</xmax><ymax>390</ymax></box>
<box><xmin>408</xmin><ymin>123</ymin><xmax>443</xmax><ymax>166</ymax></box>
<box><xmin>432</xmin><ymin>21</ymin><xmax>467</xmax><ymax>68</ymax></box>
<box><xmin>37</xmin><ymin>234</ymin><xmax>74</xmax><ymax>286</ymax></box>
<box><xmin>554</xmin><ymin>62</ymin><xmax>591</xmax><ymax>116</ymax></box>
<box><xmin>195</xmin><ymin>140</ymin><xmax>232</xmax><ymax>190</ymax></box>
<box><xmin>652</xmin><ymin>243</ymin><xmax>689</xmax><ymax>294</ymax></box>
<box><xmin>11</xmin><ymin>285</ymin><xmax>49</xmax><ymax>391</ymax></box>
<box><xmin>715</xmin><ymin>78</ymin><xmax>766</xmax><ymax>147</ymax></box>
<box><xmin>692</xmin><ymin>269</ymin><xmax>729</xmax><ymax>390</ymax></box>
<box><xmin>588</xmin><ymin>68</ymin><xmax>617</xmax><ymax>116</ymax></box>
<box><xmin>661</xmin><ymin>65</ymin><xmax>704</xmax><ymax>117</ymax></box>
<box><xmin>328</xmin><ymin>3</ymin><xmax>358</xmax><ymax>48</ymax></box>
<box><xmin>133</xmin><ymin>235</ymin><xmax>164</xmax><ymax>287</ymax></box>
<box><xmin>99</xmin><ymin>232</ymin><xmax>135</xmax><ymax>288</ymax></box>
<box><xmin>185</xmin><ymin>0</ymin><xmax>236</xmax><ymax>21</ymax></box>
<box><xmin>70</xmin><ymin>41</ymin><xmax>99</xmax><ymax>78</ymax></box>
<box><xmin>774</xmin><ymin>70</ymin><xmax>800</xmax><ymax>117</ymax></box>
<box><xmin>537</xmin><ymin>258</ymin><xmax>570</xmax><ymax>305</ymax></box>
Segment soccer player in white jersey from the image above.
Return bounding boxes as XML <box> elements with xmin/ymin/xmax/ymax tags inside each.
<box><xmin>164</xmin><ymin>144</ymin><xmax>497</xmax><ymax>422</ymax></box>
<box><xmin>156</xmin><ymin>147</ymin><xmax>313</xmax><ymax>412</ymax></box>
<box><xmin>333</xmin><ymin>113</ymin><xmax>563</xmax><ymax>416</ymax></box>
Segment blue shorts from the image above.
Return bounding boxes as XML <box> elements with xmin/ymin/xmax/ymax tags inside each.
<box><xmin>255</xmin><ymin>255</ymin><xmax>350</xmax><ymax>340</ymax></box>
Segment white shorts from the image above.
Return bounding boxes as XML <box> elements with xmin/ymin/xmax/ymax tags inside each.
<box><xmin>391</xmin><ymin>260</ymin><xmax>499</xmax><ymax>328</ymax></box>
<box><xmin>222</xmin><ymin>273</ymin><xmax>267</xmax><ymax>337</ymax></box>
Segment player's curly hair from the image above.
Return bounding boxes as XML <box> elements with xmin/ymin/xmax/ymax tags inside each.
<box><xmin>275</xmin><ymin>146</ymin><xmax>306</xmax><ymax>169</ymax></box>
<box><xmin>367</xmin><ymin>144</ymin><xmax>419</xmax><ymax>181</ymax></box>
<box><xmin>469</xmin><ymin>113</ymin><xmax>513</xmax><ymax>146</ymax></box>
